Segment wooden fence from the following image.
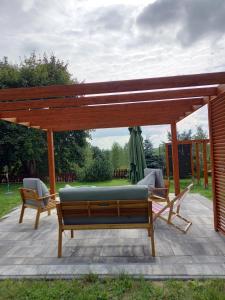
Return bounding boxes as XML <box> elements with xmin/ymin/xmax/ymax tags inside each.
<box><xmin>0</xmin><ymin>169</ymin><xmax>128</xmax><ymax>183</ymax></box>
<box><xmin>113</xmin><ymin>169</ymin><xmax>128</xmax><ymax>178</ymax></box>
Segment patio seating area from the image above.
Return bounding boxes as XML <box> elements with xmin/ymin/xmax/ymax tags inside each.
<box><xmin>0</xmin><ymin>193</ymin><xmax>224</xmax><ymax>279</ymax></box>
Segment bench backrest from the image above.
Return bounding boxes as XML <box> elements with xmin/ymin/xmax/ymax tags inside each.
<box><xmin>57</xmin><ymin>185</ymin><xmax>151</xmax><ymax>226</ymax></box>
<box><xmin>57</xmin><ymin>199</ymin><xmax>151</xmax><ymax>226</ymax></box>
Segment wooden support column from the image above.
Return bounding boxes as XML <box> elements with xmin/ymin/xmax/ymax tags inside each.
<box><xmin>190</xmin><ymin>143</ymin><xmax>194</xmax><ymax>179</ymax></box>
<box><xmin>208</xmin><ymin>100</ymin><xmax>218</xmax><ymax>231</ymax></box>
<box><xmin>165</xmin><ymin>143</ymin><xmax>170</xmax><ymax>179</ymax></box>
<box><xmin>47</xmin><ymin>129</ymin><xmax>56</xmax><ymax>195</ymax></box>
<box><xmin>171</xmin><ymin>122</ymin><xmax>180</xmax><ymax>195</ymax></box>
<box><xmin>203</xmin><ymin>141</ymin><xmax>209</xmax><ymax>188</ymax></box>
<box><xmin>195</xmin><ymin>143</ymin><xmax>200</xmax><ymax>184</ymax></box>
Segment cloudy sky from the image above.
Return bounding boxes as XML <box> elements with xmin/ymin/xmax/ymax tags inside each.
<box><xmin>1</xmin><ymin>0</ymin><xmax>225</xmax><ymax>148</ymax></box>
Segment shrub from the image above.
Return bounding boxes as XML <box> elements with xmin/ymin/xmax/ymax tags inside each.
<box><xmin>83</xmin><ymin>157</ymin><xmax>113</xmax><ymax>182</ymax></box>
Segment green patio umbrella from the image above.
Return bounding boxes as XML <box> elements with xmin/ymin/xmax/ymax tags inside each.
<box><xmin>128</xmin><ymin>126</ymin><xmax>147</xmax><ymax>184</ymax></box>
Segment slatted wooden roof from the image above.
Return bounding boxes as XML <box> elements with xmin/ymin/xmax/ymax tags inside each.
<box><xmin>0</xmin><ymin>72</ymin><xmax>225</xmax><ymax>131</ymax></box>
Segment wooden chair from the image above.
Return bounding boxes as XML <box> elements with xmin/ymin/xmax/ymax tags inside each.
<box><xmin>151</xmin><ymin>179</ymin><xmax>170</xmax><ymax>200</ymax></box>
<box><xmin>56</xmin><ymin>198</ymin><xmax>155</xmax><ymax>258</ymax></box>
<box><xmin>19</xmin><ymin>180</ymin><xmax>57</xmax><ymax>229</ymax></box>
<box><xmin>150</xmin><ymin>183</ymin><xmax>193</xmax><ymax>233</ymax></box>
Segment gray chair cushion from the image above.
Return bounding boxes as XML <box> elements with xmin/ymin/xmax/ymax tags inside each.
<box><xmin>144</xmin><ymin>168</ymin><xmax>165</xmax><ymax>188</ymax></box>
<box><xmin>141</xmin><ymin>169</ymin><xmax>166</xmax><ymax>197</ymax></box>
<box><xmin>59</xmin><ymin>185</ymin><xmax>148</xmax><ymax>202</ymax></box>
<box><xmin>137</xmin><ymin>171</ymin><xmax>156</xmax><ymax>191</ymax></box>
<box><xmin>23</xmin><ymin>178</ymin><xmax>50</xmax><ymax>207</ymax></box>
<box><xmin>154</xmin><ymin>169</ymin><xmax>164</xmax><ymax>188</ymax></box>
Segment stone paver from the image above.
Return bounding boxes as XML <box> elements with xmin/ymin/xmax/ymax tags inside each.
<box><xmin>0</xmin><ymin>193</ymin><xmax>224</xmax><ymax>279</ymax></box>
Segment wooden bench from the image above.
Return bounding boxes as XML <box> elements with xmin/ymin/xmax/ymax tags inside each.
<box><xmin>56</xmin><ymin>186</ymin><xmax>155</xmax><ymax>258</ymax></box>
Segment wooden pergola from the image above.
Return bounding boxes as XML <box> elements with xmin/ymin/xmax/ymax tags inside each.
<box><xmin>165</xmin><ymin>139</ymin><xmax>210</xmax><ymax>188</ymax></box>
<box><xmin>0</xmin><ymin>72</ymin><xmax>225</xmax><ymax>235</ymax></box>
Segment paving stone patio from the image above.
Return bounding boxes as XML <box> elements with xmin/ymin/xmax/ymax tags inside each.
<box><xmin>0</xmin><ymin>193</ymin><xmax>225</xmax><ymax>279</ymax></box>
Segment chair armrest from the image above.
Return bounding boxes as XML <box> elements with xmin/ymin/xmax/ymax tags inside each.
<box><xmin>38</xmin><ymin>193</ymin><xmax>58</xmax><ymax>200</ymax></box>
<box><xmin>152</xmin><ymin>187</ymin><xmax>168</xmax><ymax>191</ymax></box>
<box><xmin>149</xmin><ymin>194</ymin><xmax>170</xmax><ymax>203</ymax></box>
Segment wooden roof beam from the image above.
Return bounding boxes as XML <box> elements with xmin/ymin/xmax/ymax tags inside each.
<box><xmin>0</xmin><ymin>71</ymin><xmax>224</xmax><ymax>101</ymax></box>
<box><xmin>18</xmin><ymin>122</ymin><xmax>30</xmax><ymax>126</ymax></box>
<box><xmin>0</xmin><ymin>87</ymin><xmax>217</xmax><ymax>110</ymax></box>
<box><xmin>0</xmin><ymin>97</ymin><xmax>205</xmax><ymax>119</ymax></box>
<box><xmin>10</xmin><ymin>104</ymin><xmax>196</xmax><ymax>125</ymax></box>
<box><xmin>22</xmin><ymin>107</ymin><xmax>190</xmax><ymax>130</ymax></box>
<box><xmin>217</xmin><ymin>84</ymin><xmax>225</xmax><ymax>94</ymax></box>
<box><xmin>46</xmin><ymin>118</ymin><xmax>175</xmax><ymax>131</ymax></box>
<box><xmin>1</xmin><ymin>117</ymin><xmax>17</xmax><ymax>122</ymax></box>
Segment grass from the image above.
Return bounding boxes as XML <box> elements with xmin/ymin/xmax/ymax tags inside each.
<box><xmin>0</xmin><ymin>179</ymin><xmax>129</xmax><ymax>219</ymax></box>
<box><xmin>0</xmin><ymin>177</ymin><xmax>212</xmax><ymax>219</ymax></box>
<box><xmin>0</xmin><ymin>276</ymin><xmax>224</xmax><ymax>300</ymax></box>
<box><xmin>170</xmin><ymin>177</ymin><xmax>213</xmax><ymax>199</ymax></box>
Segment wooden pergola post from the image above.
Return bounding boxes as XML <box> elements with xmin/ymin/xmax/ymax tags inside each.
<box><xmin>195</xmin><ymin>142</ymin><xmax>200</xmax><ymax>184</ymax></box>
<box><xmin>171</xmin><ymin>122</ymin><xmax>180</xmax><ymax>195</ymax></box>
<box><xmin>190</xmin><ymin>143</ymin><xmax>195</xmax><ymax>179</ymax></box>
<box><xmin>47</xmin><ymin>129</ymin><xmax>56</xmax><ymax>195</ymax></box>
<box><xmin>165</xmin><ymin>143</ymin><xmax>170</xmax><ymax>179</ymax></box>
<box><xmin>203</xmin><ymin>141</ymin><xmax>208</xmax><ymax>188</ymax></box>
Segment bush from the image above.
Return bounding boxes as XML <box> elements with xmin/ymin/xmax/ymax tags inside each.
<box><xmin>83</xmin><ymin>157</ymin><xmax>113</xmax><ymax>182</ymax></box>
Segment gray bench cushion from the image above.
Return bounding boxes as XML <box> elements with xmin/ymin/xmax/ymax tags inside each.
<box><xmin>59</xmin><ymin>185</ymin><xmax>148</xmax><ymax>202</ymax></box>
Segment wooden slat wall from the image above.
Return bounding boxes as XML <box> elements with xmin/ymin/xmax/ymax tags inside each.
<box><xmin>209</xmin><ymin>93</ymin><xmax>225</xmax><ymax>235</ymax></box>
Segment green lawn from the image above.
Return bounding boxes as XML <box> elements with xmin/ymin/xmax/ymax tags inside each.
<box><xmin>0</xmin><ymin>179</ymin><xmax>129</xmax><ymax>218</ymax></box>
<box><xmin>0</xmin><ymin>178</ymin><xmax>212</xmax><ymax>219</ymax></box>
<box><xmin>170</xmin><ymin>177</ymin><xmax>213</xmax><ymax>199</ymax></box>
<box><xmin>0</xmin><ymin>276</ymin><xmax>224</xmax><ymax>300</ymax></box>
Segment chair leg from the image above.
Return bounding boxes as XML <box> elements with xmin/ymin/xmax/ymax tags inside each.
<box><xmin>34</xmin><ymin>209</ymin><xmax>41</xmax><ymax>230</ymax></box>
<box><xmin>58</xmin><ymin>228</ymin><xmax>63</xmax><ymax>258</ymax></box>
<box><xmin>48</xmin><ymin>209</ymin><xmax>51</xmax><ymax>216</ymax></box>
<box><xmin>71</xmin><ymin>230</ymin><xmax>74</xmax><ymax>238</ymax></box>
<box><xmin>149</xmin><ymin>204</ymin><xmax>155</xmax><ymax>257</ymax></box>
<box><xmin>19</xmin><ymin>205</ymin><xmax>25</xmax><ymax>224</ymax></box>
<box><xmin>149</xmin><ymin>225</ymin><xmax>155</xmax><ymax>257</ymax></box>
<box><xmin>167</xmin><ymin>206</ymin><xmax>173</xmax><ymax>224</ymax></box>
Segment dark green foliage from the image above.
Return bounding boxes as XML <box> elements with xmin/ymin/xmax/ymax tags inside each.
<box><xmin>84</xmin><ymin>158</ymin><xmax>113</xmax><ymax>181</ymax></box>
<box><xmin>110</xmin><ymin>142</ymin><xmax>129</xmax><ymax>170</ymax></box>
<box><xmin>54</xmin><ymin>131</ymin><xmax>90</xmax><ymax>174</ymax></box>
<box><xmin>80</xmin><ymin>146</ymin><xmax>113</xmax><ymax>182</ymax></box>
<box><xmin>167</xmin><ymin>126</ymin><xmax>208</xmax><ymax>141</ymax></box>
<box><xmin>0</xmin><ymin>53</ymin><xmax>90</xmax><ymax>178</ymax></box>
<box><xmin>144</xmin><ymin>139</ymin><xmax>164</xmax><ymax>170</ymax></box>
<box><xmin>194</xmin><ymin>125</ymin><xmax>208</xmax><ymax>139</ymax></box>
<box><xmin>0</xmin><ymin>121</ymin><xmax>47</xmax><ymax>177</ymax></box>
<box><xmin>167</xmin><ymin>129</ymin><xmax>193</xmax><ymax>141</ymax></box>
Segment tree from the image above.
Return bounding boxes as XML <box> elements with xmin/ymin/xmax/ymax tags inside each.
<box><xmin>144</xmin><ymin>139</ymin><xmax>154</xmax><ymax>157</ymax></box>
<box><xmin>193</xmin><ymin>125</ymin><xmax>208</xmax><ymax>139</ymax></box>
<box><xmin>167</xmin><ymin>129</ymin><xmax>192</xmax><ymax>141</ymax></box>
<box><xmin>120</xmin><ymin>143</ymin><xmax>129</xmax><ymax>169</ymax></box>
<box><xmin>0</xmin><ymin>53</ymin><xmax>90</xmax><ymax>177</ymax></box>
<box><xmin>81</xmin><ymin>146</ymin><xmax>113</xmax><ymax>181</ymax></box>
<box><xmin>143</xmin><ymin>138</ymin><xmax>164</xmax><ymax>169</ymax></box>
<box><xmin>111</xmin><ymin>142</ymin><xmax>122</xmax><ymax>170</ymax></box>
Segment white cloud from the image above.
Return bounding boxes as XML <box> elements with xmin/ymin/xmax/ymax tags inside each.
<box><xmin>0</xmin><ymin>1</ymin><xmax>221</xmax><ymax>147</ymax></box>
<box><xmin>90</xmin><ymin>124</ymin><xmax>171</xmax><ymax>149</ymax></box>
<box><xmin>177</xmin><ymin>105</ymin><xmax>209</xmax><ymax>136</ymax></box>
<box><xmin>90</xmin><ymin>135</ymin><xmax>129</xmax><ymax>149</ymax></box>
